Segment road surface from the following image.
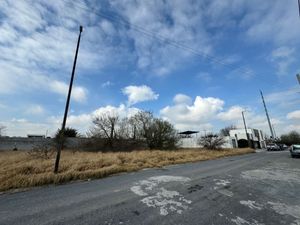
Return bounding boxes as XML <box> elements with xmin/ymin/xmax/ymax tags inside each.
<box><xmin>1</xmin><ymin>151</ymin><xmax>300</xmax><ymax>225</ymax></box>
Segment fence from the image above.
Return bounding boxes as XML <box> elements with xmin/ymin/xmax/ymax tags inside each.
<box><xmin>0</xmin><ymin>137</ymin><xmax>147</xmax><ymax>151</ymax></box>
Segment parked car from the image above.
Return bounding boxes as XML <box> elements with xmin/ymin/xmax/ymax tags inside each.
<box><xmin>278</xmin><ymin>144</ymin><xmax>288</xmax><ymax>150</ymax></box>
<box><xmin>266</xmin><ymin>143</ymin><xmax>280</xmax><ymax>151</ymax></box>
<box><xmin>290</xmin><ymin>144</ymin><xmax>300</xmax><ymax>158</ymax></box>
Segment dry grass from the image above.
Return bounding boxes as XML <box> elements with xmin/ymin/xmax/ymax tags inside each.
<box><xmin>0</xmin><ymin>148</ymin><xmax>254</xmax><ymax>192</ymax></box>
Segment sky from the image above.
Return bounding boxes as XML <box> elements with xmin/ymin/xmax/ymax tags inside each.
<box><xmin>1</xmin><ymin>0</ymin><xmax>300</xmax><ymax>137</ymax></box>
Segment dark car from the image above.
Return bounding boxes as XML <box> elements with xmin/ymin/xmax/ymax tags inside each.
<box><xmin>266</xmin><ymin>143</ymin><xmax>280</xmax><ymax>151</ymax></box>
<box><xmin>290</xmin><ymin>145</ymin><xmax>300</xmax><ymax>158</ymax></box>
<box><xmin>278</xmin><ymin>144</ymin><xmax>288</xmax><ymax>150</ymax></box>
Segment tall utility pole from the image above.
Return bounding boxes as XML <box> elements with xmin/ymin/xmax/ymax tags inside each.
<box><xmin>54</xmin><ymin>26</ymin><xmax>83</xmax><ymax>173</ymax></box>
<box><xmin>242</xmin><ymin>111</ymin><xmax>251</xmax><ymax>148</ymax></box>
<box><xmin>272</xmin><ymin>124</ymin><xmax>277</xmax><ymax>139</ymax></box>
<box><xmin>260</xmin><ymin>90</ymin><xmax>274</xmax><ymax>139</ymax></box>
<box><xmin>298</xmin><ymin>0</ymin><xmax>300</xmax><ymax>17</ymax></box>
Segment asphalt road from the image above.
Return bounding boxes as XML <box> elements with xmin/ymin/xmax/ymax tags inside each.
<box><xmin>1</xmin><ymin>150</ymin><xmax>300</xmax><ymax>225</ymax></box>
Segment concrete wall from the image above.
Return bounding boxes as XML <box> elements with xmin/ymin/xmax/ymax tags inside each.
<box><xmin>0</xmin><ymin>137</ymin><xmax>90</xmax><ymax>151</ymax></box>
<box><xmin>179</xmin><ymin>137</ymin><xmax>199</xmax><ymax>148</ymax></box>
<box><xmin>222</xmin><ymin>136</ymin><xmax>238</xmax><ymax>149</ymax></box>
<box><xmin>179</xmin><ymin>136</ymin><xmax>237</xmax><ymax>149</ymax></box>
<box><xmin>0</xmin><ymin>137</ymin><xmax>147</xmax><ymax>152</ymax></box>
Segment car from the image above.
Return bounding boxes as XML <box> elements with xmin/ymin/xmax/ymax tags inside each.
<box><xmin>266</xmin><ymin>143</ymin><xmax>280</xmax><ymax>151</ymax></box>
<box><xmin>290</xmin><ymin>144</ymin><xmax>300</xmax><ymax>158</ymax></box>
<box><xmin>278</xmin><ymin>144</ymin><xmax>288</xmax><ymax>150</ymax></box>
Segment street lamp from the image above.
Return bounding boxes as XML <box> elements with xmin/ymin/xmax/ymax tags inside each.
<box><xmin>241</xmin><ymin>110</ymin><xmax>251</xmax><ymax>148</ymax></box>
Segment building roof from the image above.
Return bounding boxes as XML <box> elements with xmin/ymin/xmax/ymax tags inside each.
<box><xmin>178</xmin><ymin>131</ymin><xmax>199</xmax><ymax>135</ymax></box>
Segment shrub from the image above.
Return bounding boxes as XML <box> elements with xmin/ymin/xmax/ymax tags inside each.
<box><xmin>27</xmin><ymin>143</ymin><xmax>55</xmax><ymax>159</ymax></box>
<box><xmin>198</xmin><ymin>133</ymin><xmax>226</xmax><ymax>150</ymax></box>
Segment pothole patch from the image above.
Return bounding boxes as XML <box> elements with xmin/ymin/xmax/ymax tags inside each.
<box><xmin>131</xmin><ymin>175</ymin><xmax>192</xmax><ymax>216</ymax></box>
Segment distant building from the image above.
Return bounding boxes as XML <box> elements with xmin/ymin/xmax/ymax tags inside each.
<box><xmin>178</xmin><ymin>131</ymin><xmax>200</xmax><ymax>148</ymax></box>
<box><xmin>27</xmin><ymin>134</ymin><xmax>45</xmax><ymax>138</ymax></box>
<box><xmin>229</xmin><ymin>128</ymin><xmax>266</xmax><ymax>149</ymax></box>
<box><xmin>222</xmin><ymin>136</ymin><xmax>238</xmax><ymax>149</ymax></box>
<box><xmin>178</xmin><ymin>130</ymin><xmax>238</xmax><ymax>149</ymax></box>
<box><xmin>178</xmin><ymin>128</ymin><xmax>266</xmax><ymax>149</ymax></box>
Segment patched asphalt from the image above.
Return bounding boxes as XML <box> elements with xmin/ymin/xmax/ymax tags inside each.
<box><xmin>0</xmin><ymin>150</ymin><xmax>299</xmax><ymax>225</ymax></box>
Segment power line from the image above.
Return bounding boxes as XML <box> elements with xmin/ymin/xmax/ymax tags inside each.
<box><xmin>61</xmin><ymin>0</ymin><xmax>256</xmax><ymax>78</ymax></box>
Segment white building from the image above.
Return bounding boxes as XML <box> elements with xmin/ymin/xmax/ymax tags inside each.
<box><xmin>229</xmin><ymin>128</ymin><xmax>266</xmax><ymax>149</ymax></box>
<box><xmin>178</xmin><ymin>131</ymin><xmax>200</xmax><ymax>148</ymax></box>
<box><xmin>178</xmin><ymin>131</ymin><xmax>238</xmax><ymax>149</ymax></box>
<box><xmin>178</xmin><ymin>128</ymin><xmax>266</xmax><ymax>149</ymax></box>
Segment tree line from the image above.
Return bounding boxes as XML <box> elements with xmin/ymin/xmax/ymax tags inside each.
<box><xmin>54</xmin><ymin>118</ymin><xmax>300</xmax><ymax>150</ymax></box>
<box><xmin>86</xmin><ymin>110</ymin><xmax>179</xmax><ymax>150</ymax></box>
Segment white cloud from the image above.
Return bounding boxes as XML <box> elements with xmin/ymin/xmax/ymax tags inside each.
<box><xmin>122</xmin><ymin>85</ymin><xmax>159</xmax><ymax>105</ymax></box>
<box><xmin>110</xmin><ymin>0</ymin><xmax>213</xmax><ymax>76</ymax></box>
<box><xmin>270</xmin><ymin>47</ymin><xmax>295</xmax><ymax>75</ymax></box>
<box><xmin>25</xmin><ymin>104</ymin><xmax>45</xmax><ymax>116</ymax></box>
<box><xmin>1</xmin><ymin>118</ymin><xmax>50</xmax><ymax>137</ymax></box>
<box><xmin>196</xmin><ymin>72</ymin><xmax>212</xmax><ymax>83</ymax></box>
<box><xmin>101</xmin><ymin>81</ymin><xmax>113</xmax><ymax>88</ymax></box>
<box><xmin>271</xmin><ymin>47</ymin><xmax>294</xmax><ymax>59</ymax></box>
<box><xmin>47</xmin><ymin>104</ymin><xmax>140</xmax><ymax>136</ymax></box>
<box><xmin>226</xmin><ymin>110</ymin><xmax>283</xmax><ymax>137</ymax></box>
<box><xmin>49</xmin><ymin>80</ymin><xmax>88</xmax><ymax>103</ymax></box>
<box><xmin>2</xmin><ymin>103</ymin><xmax>141</xmax><ymax>137</ymax></box>
<box><xmin>160</xmin><ymin>93</ymin><xmax>284</xmax><ymax>136</ymax></box>
<box><xmin>0</xmin><ymin>102</ymin><xmax>7</xmax><ymax>109</ymax></box>
<box><xmin>160</xmin><ymin>95</ymin><xmax>224</xmax><ymax>130</ymax></box>
<box><xmin>0</xmin><ymin>0</ymin><xmax>126</xmax><ymax>101</ymax></box>
<box><xmin>287</xmin><ymin>110</ymin><xmax>300</xmax><ymax>120</ymax></box>
<box><xmin>173</xmin><ymin>94</ymin><xmax>192</xmax><ymax>105</ymax></box>
<box><xmin>92</xmin><ymin>104</ymin><xmax>140</xmax><ymax>119</ymax></box>
<box><xmin>284</xmin><ymin>124</ymin><xmax>300</xmax><ymax>133</ymax></box>
<box><xmin>241</xmin><ymin>1</ymin><xmax>300</xmax><ymax>45</ymax></box>
<box><xmin>226</xmin><ymin>67</ymin><xmax>255</xmax><ymax>80</ymax></box>
<box><xmin>264</xmin><ymin>88</ymin><xmax>299</xmax><ymax>107</ymax></box>
<box><xmin>203</xmin><ymin>0</ymin><xmax>300</xmax><ymax>46</ymax></box>
<box><xmin>218</xmin><ymin>106</ymin><xmax>244</xmax><ymax>121</ymax></box>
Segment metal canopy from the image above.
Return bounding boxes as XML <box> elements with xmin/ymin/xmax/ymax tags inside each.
<box><xmin>178</xmin><ymin>131</ymin><xmax>199</xmax><ymax>135</ymax></box>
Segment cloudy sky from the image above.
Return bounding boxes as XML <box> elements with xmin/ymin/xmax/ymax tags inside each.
<box><xmin>1</xmin><ymin>0</ymin><xmax>300</xmax><ymax>137</ymax></box>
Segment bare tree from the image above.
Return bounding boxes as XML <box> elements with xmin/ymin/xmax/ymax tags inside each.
<box><xmin>131</xmin><ymin>111</ymin><xmax>154</xmax><ymax>145</ymax></box>
<box><xmin>0</xmin><ymin>125</ymin><xmax>6</xmax><ymax>137</ymax></box>
<box><xmin>92</xmin><ymin>113</ymin><xmax>119</xmax><ymax>148</ymax></box>
<box><xmin>118</xmin><ymin>117</ymin><xmax>132</xmax><ymax>139</ymax></box>
<box><xmin>128</xmin><ymin>116</ymin><xmax>139</xmax><ymax>140</ymax></box>
<box><xmin>147</xmin><ymin>118</ymin><xmax>179</xmax><ymax>149</ymax></box>
<box><xmin>27</xmin><ymin>143</ymin><xmax>55</xmax><ymax>159</ymax></box>
<box><xmin>131</xmin><ymin>111</ymin><xmax>179</xmax><ymax>149</ymax></box>
<box><xmin>198</xmin><ymin>133</ymin><xmax>226</xmax><ymax>150</ymax></box>
<box><xmin>280</xmin><ymin>131</ymin><xmax>300</xmax><ymax>146</ymax></box>
<box><xmin>89</xmin><ymin>110</ymin><xmax>179</xmax><ymax>150</ymax></box>
<box><xmin>220</xmin><ymin>125</ymin><xmax>236</xmax><ymax>136</ymax></box>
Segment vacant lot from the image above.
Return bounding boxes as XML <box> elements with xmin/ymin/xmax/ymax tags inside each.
<box><xmin>0</xmin><ymin>148</ymin><xmax>254</xmax><ymax>192</ymax></box>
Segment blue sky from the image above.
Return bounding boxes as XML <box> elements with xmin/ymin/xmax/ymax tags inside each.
<box><xmin>1</xmin><ymin>0</ymin><xmax>300</xmax><ymax>137</ymax></box>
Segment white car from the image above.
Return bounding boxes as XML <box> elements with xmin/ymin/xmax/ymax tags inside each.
<box><xmin>266</xmin><ymin>143</ymin><xmax>280</xmax><ymax>151</ymax></box>
<box><xmin>290</xmin><ymin>144</ymin><xmax>300</xmax><ymax>158</ymax></box>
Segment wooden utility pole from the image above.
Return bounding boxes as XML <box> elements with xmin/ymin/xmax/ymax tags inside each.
<box><xmin>242</xmin><ymin>111</ymin><xmax>251</xmax><ymax>148</ymax></box>
<box><xmin>54</xmin><ymin>26</ymin><xmax>83</xmax><ymax>173</ymax></box>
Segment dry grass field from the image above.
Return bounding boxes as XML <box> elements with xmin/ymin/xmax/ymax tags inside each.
<box><xmin>0</xmin><ymin>148</ymin><xmax>254</xmax><ymax>192</ymax></box>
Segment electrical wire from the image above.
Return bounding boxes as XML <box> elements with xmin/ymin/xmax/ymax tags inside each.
<box><xmin>60</xmin><ymin>0</ymin><xmax>256</xmax><ymax>79</ymax></box>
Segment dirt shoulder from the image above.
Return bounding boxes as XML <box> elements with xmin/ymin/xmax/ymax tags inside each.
<box><xmin>0</xmin><ymin>148</ymin><xmax>254</xmax><ymax>192</ymax></box>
